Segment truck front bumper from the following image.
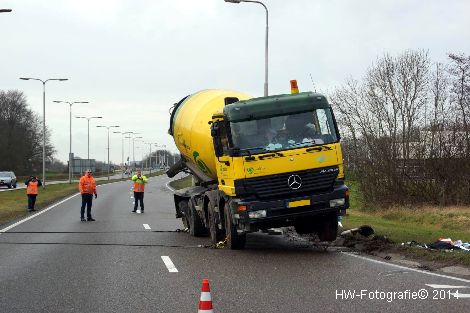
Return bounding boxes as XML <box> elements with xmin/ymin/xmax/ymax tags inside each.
<box><xmin>231</xmin><ymin>184</ymin><xmax>349</xmax><ymax>230</ymax></box>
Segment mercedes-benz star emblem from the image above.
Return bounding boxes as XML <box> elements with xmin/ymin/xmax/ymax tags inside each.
<box><xmin>287</xmin><ymin>174</ymin><xmax>302</xmax><ymax>190</ymax></box>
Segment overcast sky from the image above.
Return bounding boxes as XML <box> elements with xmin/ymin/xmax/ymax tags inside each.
<box><xmin>1</xmin><ymin>0</ymin><xmax>469</xmax><ymax>164</ymax></box>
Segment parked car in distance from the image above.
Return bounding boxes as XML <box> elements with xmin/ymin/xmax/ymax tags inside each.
<box><xmin>0</xmin><ymin>171</ymin><xmax>17</xmax><ymax>189</ymax></box>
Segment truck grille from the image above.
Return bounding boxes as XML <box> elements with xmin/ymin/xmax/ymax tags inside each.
<box><xmin>235</xmin><ymin>166</ymin><xmax>339</xmax><ymax>200</ymax></box>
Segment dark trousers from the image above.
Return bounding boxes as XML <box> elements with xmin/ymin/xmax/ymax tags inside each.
<box><xmin>134</xmin><ymin>192</ymin><xmax>144</xmax><ymax>210</ymax></box>
<box><xmin>27</xmin><ymin>194</ymin><xmax>37</xmax><ymax>210</ymax></box>
<box><xmin>81</xmin><ymin>194</ymin><xmax>93</xmax><ymax>218</ymax></box>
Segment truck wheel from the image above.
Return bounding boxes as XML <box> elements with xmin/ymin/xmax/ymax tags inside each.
<box><xmin>294</xmin><ymin>218</ymin><xmax>316</xmax><ymax>234</ymax></box>
<box><xmin>224</xmin><ymin>204</ymin><xmax>246</xmax><ymax>250</ymax></box>
<box><xmin>208</xmin><ymin>200</ymin><xmax>225</xmax><ymax>245</ymax></box>
<box><xmin>317</xmin><ymin>214</ymin><xmax>338</xmax><ymax>242</ymax></box>
<box><xmin>189</xmin><ymin>201</ymin><xmax>206</xmax><ymax>237</ymax></box>
<box><xmin>7</xmin><ymin>184</ymin><xmax>11</xmax><ymax>189</ymax></box>
<box><xmin>178</xmin><ymin>201</ymin><xmax>190</xmax><ymax>229</ymax></box>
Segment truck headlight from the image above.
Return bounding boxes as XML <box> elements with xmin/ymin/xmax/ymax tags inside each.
<box><xmin>248</xmin><ymin>210</ymin><xmax>267</xmax><ymax>219</ymax></box>
<box><xmin>329</xmin><ymin>198</ymin><xmax>345</xmax><ymax>208</ymax></box>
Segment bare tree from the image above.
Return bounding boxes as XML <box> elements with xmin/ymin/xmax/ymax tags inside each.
<box><xmin>0</xmin><ymin>90</ymin><xmax>56</xmax><ymax>175</ymax></box>
<box><xmin>332</xmin><ymin>51</ymin><xmax>470</xmax><ymax>205</ymax></box>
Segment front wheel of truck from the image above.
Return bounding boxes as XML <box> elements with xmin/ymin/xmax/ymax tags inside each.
<box><xmin>178</xmin><ymin>201</ymin><xmax>190</xmax><ymax>229</ymax></box>
<box><xmin>189</xmin><ymin>201</ymin><xmax>206</xmax><ymax>237</ymax></box>
<box><xmin>317</xmin><ymin>213</ymin><xmax>338</xmax><ymax>242</ymax></box>
<box><xmin>208</xmin><ymin>200</ymin><xmax>225</xmax><ymax>245</ymax></box>
<box><xmin>224</xmin><ymin>204</ymin><xmax>246</xmax><ymax>250</ymax></box>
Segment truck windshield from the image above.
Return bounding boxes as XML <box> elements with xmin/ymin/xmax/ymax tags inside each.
<box><xmin>230</xmin><ymin>108</ymin><xmax>338</xmax><ymax>154</ymax></box>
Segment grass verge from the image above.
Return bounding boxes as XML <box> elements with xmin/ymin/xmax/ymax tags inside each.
<box><xmin>168</xmin><ymin>175</ymin><xmax>192</xmax><ymax>190</ymax></box>
<box><xmin>343</xmin><ymin>178</ymin><xmax>470</xmax><ymax>267</ymax></box>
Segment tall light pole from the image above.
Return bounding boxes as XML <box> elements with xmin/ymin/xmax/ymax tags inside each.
<box><xmin>20</xmin><ymin>77</ymin><xmax>68</xmax><ymax>188</ymax></box>
<box><xmin>160</xmin><ymin>145</ymin><xmax>167</xmax><ymax>168</ymax></box>
<box><xmin>135</xmin><ymin>139</ymin><xmax>145</xmax><ymax>168</ymax></box>
<box><xmin>96</xmin><ymin>125</ymin><xmax>120</xmax><ymax>181</ymax></box>
<box><xmin>131</xmin><ymin>136</ymin><xmax>143</xmax><ymax>168</ymax></box>
<box><xmin>224</xmin><ymin>0</ymin><xmax>268</xmax><ymax>96</ymax></box>
<box><xmin>75</xmin><ymin>116</ymin><xmax>102</xmax><ymax>162</ymax></box>
<box><xmin>113</xmin><ymin>131</ymin><xmax>135</xmax><ymax>177</ymax></box>
<box><xmin>144</xmin><ymin>142</ymin><xmax>158</xmax><ymax>176</ymax></box>
<box><xmin>53</xmin><ymin>100</ymin><xmax>89</xmax><ymax>183</ymax></box>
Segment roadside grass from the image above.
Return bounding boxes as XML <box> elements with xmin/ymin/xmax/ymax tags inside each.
<box><xmin>0</xmin><ymin>183</ymin><xmax>78</xmax><ymax>226</ymax></box>
<box><xmin>168</xmin><ymin>175</ymin><xmax>192</xmax><ymax>190</ymax></box>
<box><xmin>0</xmin><ymin>171</ymin><xmax>163</xmax><ymax>226</ymax></box>
<box><xmin>343</xmin><ymin>178</ymin><xmax>470</xmax><ymax>266</ymax></box>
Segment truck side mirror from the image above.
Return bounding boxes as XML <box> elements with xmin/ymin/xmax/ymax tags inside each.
<box><xmin>211</xmin><ymin>122</ymin><xmax>224</xmax><ymax>157</ymax></box>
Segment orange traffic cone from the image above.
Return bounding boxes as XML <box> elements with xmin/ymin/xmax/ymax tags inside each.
<box><xmin>198</xmin><ymin>278</ymin><xmax>214</xmax><ymax>313</ymax></box>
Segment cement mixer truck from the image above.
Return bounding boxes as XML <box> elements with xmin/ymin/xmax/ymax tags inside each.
<box><xmin>167</xmin><ymin>86</ymin><xmax>349</xmax><ymax>249</ymax></box>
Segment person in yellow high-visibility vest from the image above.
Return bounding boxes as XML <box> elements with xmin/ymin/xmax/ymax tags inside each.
<box><xmin>25</xmin><ymin>176</ymin><xmax>42</xmax><ymax>212</ymax></box>
<box><xmin>131</xmin><ymin>169</ymin><xmax>148</xmax><ymax>213</ymax></box>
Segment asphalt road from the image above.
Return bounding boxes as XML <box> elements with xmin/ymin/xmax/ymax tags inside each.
<box><xmin>0</xmin><ymin>175</ymin><xmax>469</xmax><ymax>313</ymax></box>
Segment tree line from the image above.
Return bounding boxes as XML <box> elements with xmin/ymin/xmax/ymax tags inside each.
<box><xmin>331</xmin><ymin>51</ymin><xmax>470</xmax><ymax>206</ymax></box>
<box><xmin>0</xmin><ymin>90</ymin><xmax>56</xmax><ymax>175</ymax></box>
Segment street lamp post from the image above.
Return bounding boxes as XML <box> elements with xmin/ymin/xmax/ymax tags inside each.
<box><xmin>113</xmin><ymin>131</ymin><xmax>135</xmax><ymax>178</ymax></box>
<box><xmin>96</xmin><ymin>125</ymin><xmax>120</xmax><ymax>181</ymax></box>
<box><xmin>224</xmin><ymin>0</ymin><xmax>268</xmax><ymax>96</ymax></box>
<box><xmin>135</xmin><ymin>139</ymin><xmax>145</xmax><ymax>169</ymax></box>
<box><xmin>129</xmin><ymin>136</ymin><xmax>143</xmax><ymax>169</ymax></box>
<box><xmin>144</xmin><ymin>142</ymin><xmax>158</xmax><ymax>176</ymax></box>
<box><xmin>160</xmin><ymin>145</ymin><xmax>167</xmax><ymax>168</ymax></box>
<box><xmin>53</xmin><ymin>100</ymin><xmax>89</xmax><ymax>183</ymax></box>
<box><xmin>75</xmin><ymin>116</ymin><xmax>103</xmax><ymax>162</ymax></box>
<box><xmin>20</xmin><ymin>77</ymin><xmax>68</xmax><ymax>188</ymax></box>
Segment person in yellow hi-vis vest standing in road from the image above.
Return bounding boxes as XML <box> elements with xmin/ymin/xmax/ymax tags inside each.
<box><xmin>79</xmin><ymin>169</ymin><xmax>97</xmax><ymax>222</ymax></box>
<box><xmin>25</xmin><ymin>176</ymin><xmax>42</xmax><ymax>212</ymax></box>
<box><xmin>131</xmin><ymin>169</ymin><xmax>148</xmax><ymax>213</ymax></box>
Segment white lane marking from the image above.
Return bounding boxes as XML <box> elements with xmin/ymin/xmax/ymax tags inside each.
<box><xmin>342</xmin><ymin>252</ymin><xmax>470</xmax><ymax>284</ymax></box>
<box><xmin>450</xmin><ymin>292</ymin><xmax>470</xmax><ymax>298</ymax></box>
<box><xmin>0</xmin><ymin>193</ymin><xmax>80</xmax><ymax>233</ymax></box>
<box><xmin>165</xmin><ymin>181</ymin><xmax>175</xmax><ymax>192</ymax></box>
<box><xmin>427</xmin><ymin>284</ymin><xmax>469</xmax><ymax>289</ymax></box>
<box><xmin>161</xmin><ymin>256</ymin><xmax>178</xmax><ymax>273</ymax></box>
<box><xmin>143</xmin><ymin>224</ymin><xmax>151</xmax><ymax>230</ymax></box>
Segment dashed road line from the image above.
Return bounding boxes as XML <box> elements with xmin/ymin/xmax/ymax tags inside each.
<box><xmin>161</xmin><ymin>256</ymin><xmax>178</xmax><ymax>272</ymax></box>
<box><xmin>143</xmin><ymin>224</ymin><xmax>151</xmax><ymax>230</ymax></box>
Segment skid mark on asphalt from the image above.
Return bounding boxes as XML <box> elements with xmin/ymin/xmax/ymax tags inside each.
<box><xmin>161</xmin><ymin>256</ymin><xmax>178</xmax><ymax>272</ymax></box>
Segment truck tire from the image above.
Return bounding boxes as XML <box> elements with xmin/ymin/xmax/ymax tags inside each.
<box><xmin>7</xmin><ymin>184</ymin><xmax>11</xmax><ymax>189</ymax></box>
<box><xmin>294</xmin><ymin>217</ymin><xmax>316</xmax><ymax>234</ymax></box>
<box><xmin>317</xmin><ymin>214</ymin><xmax>338</xmax><ymax>242</ymax></box>
<box><xmin>208</xmin><ymin>200</ymin><xmax>225</xmax><ymax>245</ymax></box>
<box><xmin>224</xmin><ymin>204</ymin><xmax>246</xmax><ymax>250</ymax></box>
<box><xmin>189</xmin><ymin>201</ymin><xmax>206</xmax><ymax>237</ymax></box>
<box><xmin>178</xmin><ymin>201</ymin><xmax>190</xmax><ymax>229</ymax></box>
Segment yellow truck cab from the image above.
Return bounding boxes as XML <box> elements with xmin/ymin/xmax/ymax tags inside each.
<box><xmin>168</xmin><ymin>90</ymin><xmax>349</xmax><ymax>249</ymax></box>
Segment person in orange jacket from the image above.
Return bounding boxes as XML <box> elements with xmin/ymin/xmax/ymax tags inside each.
<box><xmin>79</xmin><ymin>169</ymin><xmax>97</xmax><ymax>222</ymax></box>
<box><xmin>25</xmin><ymin>176</ymin><xmax>42</xmax><ymax>212</ymax></box>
